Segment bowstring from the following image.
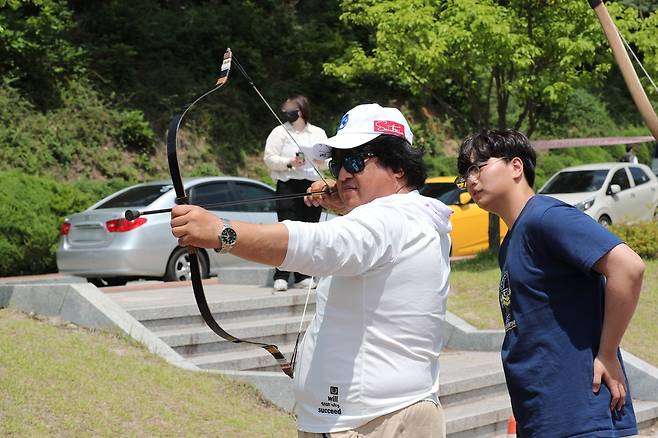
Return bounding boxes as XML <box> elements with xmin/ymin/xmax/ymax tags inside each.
<box><xmin>231</xmin><ymin>56</ymin><xmax>331</xmax><ymax>187</ymax></box>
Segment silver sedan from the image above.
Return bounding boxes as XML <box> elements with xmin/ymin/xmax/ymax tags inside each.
<box><xmin>57</xmin><ymin>177</ymin><xmax>284</xmax><ymax>286</ymax></box>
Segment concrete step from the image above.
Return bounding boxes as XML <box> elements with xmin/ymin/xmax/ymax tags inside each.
<box><xmin>192</xmin><ymin>349</ymin><xmax>508</xmax><ymax>405</ymax></box>
<box><xmin>156</xmin><ymin>314</ymin><xmax>312</xmax><ymax>356</ymax></box>
<box><xmin>445</xmin><ymin>399</ymin><xmax>658</xmax><ymax>438</ymax></box>
<box><xmin>445</xmin><ymin>393</ymin><xmax>511</xmax><ymax>438</ymax></box>
<box><xmin>123</xmin><ymin>288</ymin><xmax>316</xmax><ymax>331</ymax></box>
<box><xmin>637</xmin><ymin>400</ymin><xmax>658</xmax><ymax>432</ymax></box>
<box><xmin>440</xmin><ymin>351</ymin><xmax>507</xmax><ymax>407</ymax></box>
<box><xmin>191</xmin><ymin>342</ymin><xmax>298</xmax><ymax>372</ymax></box>
<box><xmin>215</xmin><ymin>266</ymin><xmax>274</xmax><ymax>286</ymax></box>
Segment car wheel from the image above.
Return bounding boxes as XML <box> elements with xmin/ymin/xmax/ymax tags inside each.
<box><xmin>164</xmin><ymin>247</ymin><xmax>209</xmax><ymax>282</ymax></box>
<box><xmin>87</xmin><ymin>277</ymin><xmax>128</xmax><ymax>287</ymax></box>
<box><xmin>598</xmin><ymin>215</ymin><xmax>612</xmax><ymax>227</ymax></box>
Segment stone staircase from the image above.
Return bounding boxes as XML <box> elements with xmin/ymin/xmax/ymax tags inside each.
<box><xmin>111</xmin><ymin>282</ymin><xmax>658</xmax><ymax>437</ymax></box>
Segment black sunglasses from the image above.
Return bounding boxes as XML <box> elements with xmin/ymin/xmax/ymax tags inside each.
<box><xmin>328</xmin><ymin>153</ymin><xmax>375</xmax><ymax>178</ymax></box>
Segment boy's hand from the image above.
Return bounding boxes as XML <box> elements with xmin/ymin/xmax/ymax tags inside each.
<box><xmin>592</xmin><ymin>353</ymin><xmax>627</xmax><ymax>411</ymax></box>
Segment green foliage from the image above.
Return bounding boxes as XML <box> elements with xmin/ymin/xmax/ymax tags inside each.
<box><xmin>0</xmin><ymin>0</ymin><xmax>86</xmax><ymax>108</ymax></box>
<box><xmin>426</xmin><ymin>155</ymin><xmax>458</xmax><ymax>177</ymax></box>
<box><xmin>68</xmin><ymin>0</ymin><xmax>363</xmax><ymax>176</ymax></box>
<box><xmin>0</xmin><ymin>171</ymin><xmax>97</xmax><ymax>276</ymax></box>
<box><xmin>614</xmin><ymin>2</ymin><xmax>658</xmax><ymax>80</ymax></box>
<box><xmin>610</xmin><ymin>221</ymin><xmax>658</xmax><ymax>259</ymax></box>
<box><xmin>325</xmin><ymin>0</ymin><xmax>620</xmax><ymax>135</ymax></box>
<box><xmin>116</xmin><ymin>110</ymin><xmax>155</xmax><ymax>154</ymax></box>
<box><xmin>0</xmin><ymin>81</ymin><xmax>161</xmax><ymax>181</ymax></box>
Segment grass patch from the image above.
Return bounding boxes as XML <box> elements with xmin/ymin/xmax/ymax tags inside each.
<box><xmin>449</xmin><ymin>251</ymin><xmax>503</xmax><ymax>331</ymax></box>
<box><xmin>0</xmin><ymin>309</ymin><xmax>296</xmax><ymax>437</ymax></box>
<box><xmin>449</xmin><ymin>254</ymin><xmax>658</xmax><ymax>366</ymax></box>
<box><xmin>622</xmin><ymin>260</ymin><xmax>658</xmax><ymax>366</ymax></box>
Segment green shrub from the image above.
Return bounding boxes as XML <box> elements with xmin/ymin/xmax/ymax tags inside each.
<box><xmin>610</xmin><ymin>221</ymin><xmax>658</xmax><ymax>260</ymax></box>
<box><xmin>116</xmin><ymin>109</ymin><xmax>156</xmax><ymax>153</ymax></box>
<box><xmin>0</xmin><ymin>81</ymin><xmax>161</xmax><ymax>181</ymax></box>
<box><xmin>0</xmin><ymin>171</ymin><xmax>107</xmax><ymax>276</ymax></box>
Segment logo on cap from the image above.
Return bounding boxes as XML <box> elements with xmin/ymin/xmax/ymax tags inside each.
<box><xmin>337</xmin><ymin>113</ymin><xmax>349</xmax><ymax>132</ymax></box>
<box><xmin>374</xmin><ymin>120</ymin><xmax>405</xmax><ymax>138</ymax></box>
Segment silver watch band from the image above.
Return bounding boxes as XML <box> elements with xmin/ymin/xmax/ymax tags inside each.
<box><xmin>214</xmin><ymin>218</ymin><xmax>237</xmax><ymax>254</ymax></box>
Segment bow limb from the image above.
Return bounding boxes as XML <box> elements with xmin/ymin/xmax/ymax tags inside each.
<box><xmin>166</xmin><ymin>48</ymin><xmax>293</xmax><ymax>378</ymax></box>
<box><xmin>588</xmin><ymin>0</ymin><xmax>658</xmax><ymax>140</ymax></box>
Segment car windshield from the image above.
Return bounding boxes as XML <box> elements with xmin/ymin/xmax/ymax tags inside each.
<box><xmin>95</xmin><ymin>184</ymin><xmax>173</xmax><ymax>208</ymax></box>
<box><xmin>420</xmin><ymin>182</ymin><xmax>461</xmax><ymax>205</ymax></box>
<box><xmin>539</xmin><ymin>170</ymin><xmax>609</xmax><ymax>194</ymax></box>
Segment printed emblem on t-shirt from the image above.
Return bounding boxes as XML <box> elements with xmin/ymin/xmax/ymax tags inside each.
<box><xmin>317</xmin><ymin>385</ymin><xmax>342</xmax><ymax>415</ymax></box>
<box><xmin>499</xmin><ymin>271</ymin><xmax>517</xmax><ymax>332</ymax></box>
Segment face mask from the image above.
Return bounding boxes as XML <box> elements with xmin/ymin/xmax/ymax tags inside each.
<box><xmin>283</xmin><ymin>110</ymin><xmax>300</xmax><ymax>123</ymax></box>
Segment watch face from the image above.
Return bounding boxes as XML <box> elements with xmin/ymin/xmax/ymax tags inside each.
<box><xmin>221</xmin><ymin>227</ymin><xmax>237</xmax><ymax>246</ymax></box>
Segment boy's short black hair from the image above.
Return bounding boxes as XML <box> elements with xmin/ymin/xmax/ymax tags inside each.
<box><xmin>331</xmin><ymin>134</ymin><xmax>427</xmax><ymax>189</ymax></box>
<box><xmin>457</xmin><ymin>129</ymin><xmax>537</xmax><ymax>187</ymax></box>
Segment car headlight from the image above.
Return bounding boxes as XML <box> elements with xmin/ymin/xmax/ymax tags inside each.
<box><xmin>575</xmin><ymin>197</ymin><xmax>595</xmax><ymax>211</ymax></box>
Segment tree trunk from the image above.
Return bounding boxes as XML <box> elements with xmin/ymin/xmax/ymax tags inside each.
<box><xmin>488</xmin><ymin>212</ymin><xmax>501</xmax><ymax>255</ymax></box>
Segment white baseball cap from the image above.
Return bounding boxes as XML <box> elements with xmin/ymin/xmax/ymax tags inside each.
<box><xmin>313</xmin><ymin>103</ymin><xmax>413</xmax><ymax>159</ymax></box>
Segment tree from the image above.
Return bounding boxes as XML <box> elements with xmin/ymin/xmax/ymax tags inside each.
<box><xmin>325</xmin><ymin>0</ymin><xmax>656</xmax><ymax>253</ymax></box>
<box><xmin>0</xmin><ymin>0</ymin><xmax>85</xmax><ymax>108</ymax></box>
<box><xmin>324</xmin><ymin>0</ymin><xmax>620</xmax><ymax>137</ymax></box>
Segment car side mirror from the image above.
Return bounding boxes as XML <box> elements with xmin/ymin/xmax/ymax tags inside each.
<box><xmin>458</xmin><ymin>192</ymin><xmax>472</xmax><ymax>205</ymax></box>
<box><xmin>607</xmin><ymin>184</ymin><xmax>621</xmax><ymax>195</ymax></box>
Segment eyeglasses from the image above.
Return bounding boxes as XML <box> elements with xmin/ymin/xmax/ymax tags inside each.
<box><xmin>454</xmin><ymin>157</ymin><xmax>507</xmax><ymax>189</ymax></box>
<box><xmin>329</xmin><ymin>153</ymin><xmax>375</xmax><ymax>178</ymax></box>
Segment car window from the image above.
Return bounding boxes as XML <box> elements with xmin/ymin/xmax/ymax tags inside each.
<box><xmin>95</xmin><ymin>184</ymin><xmax>173</xmax><ymax>208</ymax></box>
<box><xmin>629</xmin><ymin>166</ymin><xmax>650</xmax><ymax>186</ymax></box>
<box><xmin>190</xmin><ymin>182</ymin><xmax>238</xmax><ymax>211</ymax></box>
<box><xmin>539</xmin><ymin>170</ymin><xmax>608</xmax><ymax>194</ymax></box>
<box><xmin>609</xmin><ymin>168</ymin><xmax>631</xmax><ymax>191</ymax></box>
<box><xmin>419</xmin><ymin>182</ymin><xmax>456</xmax><ymax>201</ymax></box>
<box><xmin>437</xmin><ymin>187</ymin><xmax>463</xmax><ymax>205</ymax></box>
<box><xmin>234</xmin><ymin>182</ymin><xmax>276</xmax><ymax>213</ymax></box>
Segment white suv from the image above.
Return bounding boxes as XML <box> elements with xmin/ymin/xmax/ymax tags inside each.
<box><xmin>538</xmin><ymin>163</ymin><xmax>658</xmax><ymax>226</ymax></box>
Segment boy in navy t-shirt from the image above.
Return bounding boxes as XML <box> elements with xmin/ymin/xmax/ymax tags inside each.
<box><xmin>456</xmin><ymin>130</ymin><xmax>645</xmax><ymax>437</ymax></box>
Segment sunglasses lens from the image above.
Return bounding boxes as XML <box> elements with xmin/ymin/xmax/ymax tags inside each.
<box><xmin>329</xmin><ymin>160</ymin><xmax>341</xmax><ymax>178</ymax></box>
<box><xmin>344</xmin><ymin>156</ymin><xmax>364</xmax><ymax>174</ymax></box>
<box><xmin>329</xmin><ymin>154</ymin><xmax>369</xmax><ymax>178</ymax></box>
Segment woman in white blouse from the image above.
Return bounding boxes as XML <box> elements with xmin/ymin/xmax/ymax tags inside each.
<box><xmin>263</xmin><ymin>95</ymin><xmax>327</xmax><ymax>292</ymax></box>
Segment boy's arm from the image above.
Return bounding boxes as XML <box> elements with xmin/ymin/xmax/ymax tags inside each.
<box><xmin>592</xmin><ymin>243</ymin><xmax>644</xmax><ymax>411</ymax></box>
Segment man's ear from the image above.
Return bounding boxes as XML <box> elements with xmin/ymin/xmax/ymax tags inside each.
<box><xmin>510</xmin><ymin>157</ymin><xmax>525</xmax><ymax>181</ymax></box>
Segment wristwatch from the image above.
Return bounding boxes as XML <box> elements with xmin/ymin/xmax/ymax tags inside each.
<box><xmin>214</xmin><ymin>218</ymin><xmax>238</xmax><ymax>253</ymax></box>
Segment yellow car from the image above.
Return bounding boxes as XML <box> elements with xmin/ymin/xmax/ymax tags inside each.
<box><xmin>420</xmin><ymin>176</ymin><xmax>508</xmax><ymax>256</ymax></box>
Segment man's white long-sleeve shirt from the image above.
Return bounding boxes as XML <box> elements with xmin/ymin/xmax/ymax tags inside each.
<box><xmin>280</xmin><ymin>191</ymin><xmax>452</xmax><ymax>433</ymax></box>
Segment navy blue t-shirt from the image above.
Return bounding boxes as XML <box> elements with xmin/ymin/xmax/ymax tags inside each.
<box><xmin>498</xmin><ymin>195</ymin><xmax>637</xmax><ymax>437</ymax></box>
